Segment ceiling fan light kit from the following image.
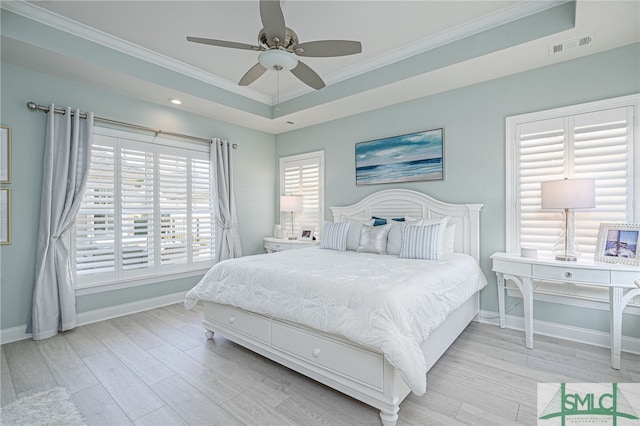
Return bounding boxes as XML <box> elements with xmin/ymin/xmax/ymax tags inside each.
<box><xmin>258</xmin><ymin>49</ymin><xmax>298</xmax><ymax>71</ymax></box>
<box><xmin>186</xmin><ymin>0</ymin><xmax>362</xmax><ymax>91</ymax></box>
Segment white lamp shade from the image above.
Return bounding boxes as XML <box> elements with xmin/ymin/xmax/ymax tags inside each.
<box><xmin>541</xmin><ymin>179</ymin><xmax>596</xmax><ymax>209</ymax></box>
<box><xmin>280</xmin><ymin>195</ymin><xmax>303</xmax><ymax>212</ymax></box>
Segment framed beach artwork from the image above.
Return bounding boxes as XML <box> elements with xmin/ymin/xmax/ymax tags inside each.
<box><xmin>1</xmin><ymin>188</ymin><xmax>10</xmax><ymax>245</ymax></box>
<box><xmin>1</xmin><ymin>126</ymin><xmax>10</xmax><ymax>184</ymax></box>
<box><xmin>355</xmin><ymin>128</ymin><xmax>443</xmax><ymax>185</ymax></box>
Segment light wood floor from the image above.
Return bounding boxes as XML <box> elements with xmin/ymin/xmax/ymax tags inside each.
<box><xmin>1</xmin><ymin>303</ymin><xmax>638</xmax><ymax>426</ymax></box>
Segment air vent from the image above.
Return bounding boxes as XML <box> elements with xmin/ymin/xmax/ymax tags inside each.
<box><xmin>549</xmin><ymin>34</ymin><xmax>593</xmax><ymax>55</ymax></box>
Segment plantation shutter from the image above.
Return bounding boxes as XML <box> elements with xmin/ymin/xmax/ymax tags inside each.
<box><xmin>74</xmin><ymin>127</ymin><xmax>215</xmax><ymax>287</ymax></box>
<box><xmin>120</xmin><ymin>145</ymin><xmax>154</xmax><ymax>273</ymax></box>
<box><xmin>158</xmin><ymin>151</ymin><xmax>188</xmax><ymax>266</ymax></box>
<box><xmin>280</xmin><ymin>151</ymin><xmax>324</xmax><ymax>238</ymax></box>
<box><xmin>191</xmin><ymin>156</ymin><xmax>215</xmax><ymax>261</ymax></box>
<box><xmin>75</xmin><ymin>138</ymin><xmax>116</xmax><ymax>280</ymax></box>
<box><xmin>514</xmin><ymin>106</ymin><xmax>633</xmax><ymax>257</ymax></box>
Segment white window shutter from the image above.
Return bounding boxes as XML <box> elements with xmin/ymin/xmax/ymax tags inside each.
<box><xmin>75</xmin><ymin>140</ymin><xmax>116</xmax><ymax>279</ymax></box>
<box><xmin>121</xmin><ymin>147</ymin><xmax>155</xmax><ymax>272</ymax></box>
<box><xmin>158</xmin><ymin>153</ymin><xmax>188</xmax><ymax>266</ymax></box>
<box><xmin>192</xmin><ymin>157</ymin><xmax>215</xmax><ymax>261</ymax></box>
<box><xmin>280</xmin><ymin>151</ymin><xmax>324</xmax><ymax>238</ymax></box>
<box><xmin>75</xmin><ymin>128</ymin><xmax>215</xmax><ymax>286</ymax></box>
<box><xmin>515</xmin><ymin>106</ymin><xmax>633</xmax><ymax>257</ymax></box>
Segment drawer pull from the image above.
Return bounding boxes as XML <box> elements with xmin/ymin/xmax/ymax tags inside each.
<box><xmin>229</xmin><ymin>316</ymin><xmax>236</xmax><ymax>324</ymax></box>
<box><xmin>564</xmin><ymin>272</ymin><xmax>572</xmax><ymax>278</ymax></box>
<box><xmin>312</xmin><ymin>348</ymin><xmax>321</xmax><ymax>358</ymax></box>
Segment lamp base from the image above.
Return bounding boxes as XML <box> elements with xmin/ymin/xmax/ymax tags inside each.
<box><xmin>555</xmin><ymin>254</ymin><xmax>577</xmax><ymax>261</ymax></box>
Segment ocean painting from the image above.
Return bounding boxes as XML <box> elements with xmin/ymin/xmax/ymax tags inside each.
<box><xmin>356</xmin><ymin>128</ymin><xmax>443</xmax><ymax>185</ymax></box>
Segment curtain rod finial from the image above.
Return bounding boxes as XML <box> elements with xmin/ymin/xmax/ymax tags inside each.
<box><xmin>27</xmin><ymin>101</ymin><xmax>38</xmax><ymax>111</ymax></box>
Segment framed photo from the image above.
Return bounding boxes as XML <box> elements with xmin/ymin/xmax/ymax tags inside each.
<box><xmin>1</xmin><ymin>188</ymin><xmax>10</xmax><ymax>245</ymax></box>
<box><xmin>594</xmin><ymin>223</ymin><xmax>640</xmax><ymax>266</ymax></box>
<box><xmin>355</xmin><ymin>128</ymin><xmax>443</xmax><ymax>185</ymax></box>
<box><xmin>1</xmin><ymin>126</ymin><xmax>11</xmax><ymax>184</ymax></box>
<box><xmin>299</xmin><ymin>226</ymin><xmax>315</xmax><ymax>241</ymax></box>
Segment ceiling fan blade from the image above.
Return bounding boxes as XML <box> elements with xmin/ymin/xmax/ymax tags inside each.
<box><xmin>290</xmin><ymin>61</ymin><xmax>325</xmax><ymax>90</ymax></box>
<box><xmin>260</xmin><ymin>0</ymin><xmax>286</xmax><ymax>45</ymax></box>
<box><xmin>238</xmin><ymin>63</ymin><xmax>268</xmax><ymax>86</ymax></box>
<box><xmin>295</xmin><ymin>40</ymin><xmax>362</xmax><ymax>57</ymax></box>
<box><xmin>187</xmin><ymin>36</ymin><xmax>260</xmax><ymax>51</ymax></box>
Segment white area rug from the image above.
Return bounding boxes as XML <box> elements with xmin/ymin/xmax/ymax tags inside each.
<box><xmin>0</xmin><ymin>387</ymin><xmax>86</xmax><ymax>426</ymax></box>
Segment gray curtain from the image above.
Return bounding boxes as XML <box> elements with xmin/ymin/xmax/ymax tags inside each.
<box><xmin>29</xmin><ymin>105</ymin><xmax>93</xmax><ymax>340</ymax></box>
<box><xmin>211</xmin><ymin>139</ymin><xmax>242</xmax><ymax>262</ymax></box>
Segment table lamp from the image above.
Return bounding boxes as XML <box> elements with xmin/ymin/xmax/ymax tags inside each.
<box><xmin>541</xmin><ymin>178</ymin><xmax>595</xmax><ymax>261</ymax></box>
<box><xmin>280</xmin><ymin>195</ymin><xmax>303</xmax><ymax>240</ymax></box>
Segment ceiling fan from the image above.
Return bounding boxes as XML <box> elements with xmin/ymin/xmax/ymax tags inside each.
<box><xmin>187</xmin><ymin>0</ymin><xmax>362</xmax><ymax>90</ymax></box>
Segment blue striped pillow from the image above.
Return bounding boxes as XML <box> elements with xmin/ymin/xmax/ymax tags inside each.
<box><xmin>399</xmin><ymin>223</ymin><xmax>444</xmax><ymax>260</ymax></box>
<box><xmin>320</xmin><ymin>222</ymin><xmax>350</xmax><ymax>251</ymax></box>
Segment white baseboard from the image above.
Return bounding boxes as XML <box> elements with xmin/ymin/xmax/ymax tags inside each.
<box><xmin>0</xmin><ymin>291</ymin><xmax>187</xmax><ymax>345</ymax></box>
<box><xmin>478</xmin><ymin>309</ymin><xmax>640</xmax><ymax>355</ymax></box>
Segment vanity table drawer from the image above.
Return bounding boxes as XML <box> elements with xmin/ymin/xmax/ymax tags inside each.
<box><xmin>532</xmin><ymin>264</ymin><xmax>609</xmax><ymax>284</ymax></box>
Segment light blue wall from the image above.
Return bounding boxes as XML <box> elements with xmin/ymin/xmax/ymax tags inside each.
<box><xmin>0</xmin><ymin>62</ymin><xmax>276</xmax><ymax>330</ymax></box>
<box><xmin>275</xmin><ymin>43</ymin><xmax>640</xmax><ymax>339</ymax></box>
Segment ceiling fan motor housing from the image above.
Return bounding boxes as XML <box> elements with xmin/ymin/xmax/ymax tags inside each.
<box><xmin>259</xmin><ymin>27</ymin><xmax>298</xmax><ymax>50</ymax></box>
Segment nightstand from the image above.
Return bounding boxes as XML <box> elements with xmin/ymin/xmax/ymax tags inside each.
<box><xmin>263</xmin><ymin>237</ymin><xmax>319</xmax><ymax>253</ymax></box>
<box><xmin>491</xmin><ymin>252</ymin><xmax>640</xmax><ymax>370</ymax></box>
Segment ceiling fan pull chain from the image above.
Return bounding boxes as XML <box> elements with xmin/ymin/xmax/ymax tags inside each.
<box><xmin>276</xmin><ymin>70</ymin><xmax>281</xmax><ymax>111</ymax></box>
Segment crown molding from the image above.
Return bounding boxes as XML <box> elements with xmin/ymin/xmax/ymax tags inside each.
<box><xmin>279</xmin><ymin>0</ymin><xmax>568</xmax><ymax>102</ymax></box>
<box><xmin>1</xmin><ymin>0</ymin><xmax>273</xmax><ymax>105</ymax></box>
<box><xmin>3</xmin><ymin>0</ymin><xmax>567</xmax><ymax>107</ymax></box>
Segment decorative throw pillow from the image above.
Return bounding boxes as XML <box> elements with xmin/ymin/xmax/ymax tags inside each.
<box><xmin>344</xmin><ymin>217</ymin><xmax>375</xmax><ymax>251</ymax></box>
<box><xmin>386</xmin><ymin>218</ymin><xmax>424</xmax><ymax>255</ymax></box>
<box><xmin>371</xmin><ymin>216</ymin><xmax>405</xmax><ymax>226</ymax></box>
<box><xmin>443</xmin><ymin>223</ymin><xmax>456</xmax><ymax>254</ymax></box>
<box><xmin>357</xmin><ymin>224</ymin><xmax>391</xmax><ymax>254</ymax></box>
<box><xmin>399</xmin><ymin>221</ymin><xmax>448</xmax><ymax>260</ymax></box>
<box><xmin>320</xmin><ymin>222</ymin><xmax>350</xmax><ymax>251</ymax></box>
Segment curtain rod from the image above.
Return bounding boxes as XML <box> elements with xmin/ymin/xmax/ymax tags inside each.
<box><xmin>26</xmin><ymin>102</ymin><xmax>237</xmax><ymax>149</ymax></box>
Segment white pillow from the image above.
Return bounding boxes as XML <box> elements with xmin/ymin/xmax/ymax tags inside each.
<box><xmin>344</xmin><ymin>217</ymin><xmax>375</xmax><ymax>251</ymax></box>
<box><xmin>399</xmin><ymin>222</ymin><xmax>447</xmax><ymax>260</ymax></box>
<box><xmin>443</xmin><ymin>223</ymin><xmax>456</xmax><ymax>254</ymax></box>
<box><xmin>357</xmin><ymin>224</ymin><xmax>391</xmax><ymax>254</ymax></box>
<box><xmin>386</xmin><ymin>218</ymin><xmax>424</xmax><ymax>255</ymax></box>
<box><xmin>320</xmin><ymin>222</ymin><xmax>350</xmax><ymax>251</ymax></box>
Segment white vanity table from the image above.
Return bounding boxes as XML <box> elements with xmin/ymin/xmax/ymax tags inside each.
<box><xmin>491</xmin><ymin>252</ymin><xmax>640</xmax><ymax>369</ymax></box>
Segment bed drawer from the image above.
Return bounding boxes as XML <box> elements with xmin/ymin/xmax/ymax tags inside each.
<box><xmin>271</xmin><ymin>321</ymin><xmax>383</xmax><ymax>390</ymax></box>
<box><xmin>204</xmin><ymin>303</ymin><xmax>270</xmax><ymax>343</ymax></box>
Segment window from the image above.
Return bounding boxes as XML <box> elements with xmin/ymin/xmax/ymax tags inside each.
<box><xmin>280</xmin><ymin>151</ymin><xmax>324</xmax><ymax>238</ymax></box>
<box><xmin>506</xmin><ymin>94</ymin><xmax>639</xmax><ymax>309</ymax></box>
<box><xmin>74</xmin><ymin>127</ymin><xmax>214</xmax><ymax>288</ymax></box>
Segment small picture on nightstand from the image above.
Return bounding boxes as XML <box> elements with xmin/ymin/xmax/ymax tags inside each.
<box><xmin>595</xmin><ymin>223</ymin><xmax>640</xmax><ymax>266</ymax></box>
<box><xmin>299</xmin><ymin>226</ymin><xmax>314</xmax><ymax>241</ymax></box>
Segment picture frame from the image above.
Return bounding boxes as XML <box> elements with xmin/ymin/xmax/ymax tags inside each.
<box><xmin>594</xmin><ymin>222</ymin><xmax>640</xmax><ymax>266</ymax></box>
<box><xmin>1</xmin><ymin>126</ymin><xmax>11</xmax><ymax>184</ymax></box>
<box><xmin>1</xmin><ymin>188</ymin><xmax>10</xmax><ymax>245</ymax></box>
<box><xmin>299</xmin><ymin>226</ymin><xmax>315</xmax><ymax>241</ymax></box>
<box><xmin>355</xmin><ymin>128</ymin><xmax>443</xmax><ymax>186</ymax></box>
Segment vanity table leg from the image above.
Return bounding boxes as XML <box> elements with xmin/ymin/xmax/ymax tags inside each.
<box><xmin>496</xmin><ymin>272</ymin><xmax>506</xmax><ymax>329</ymax></box>
<box><xmin>523</xmin><ymin>277</ymin><xmax>534</xmax><ymax>349</ymax></box>
<box><xmin>610</xmin><ymin>287</ymin><xmax>622</xmax><ymax>370</ymax></box>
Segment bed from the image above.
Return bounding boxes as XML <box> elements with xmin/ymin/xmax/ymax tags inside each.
<box><xmin>185</xmin><ymin>189</ymin><xmax>485</xmax><ymax>426</ymax></box>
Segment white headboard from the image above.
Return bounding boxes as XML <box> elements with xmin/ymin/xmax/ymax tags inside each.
<box><xmin>330</xmin><ymin>189</ymin><xmax>483</xmax><ymax>261</ymax></box>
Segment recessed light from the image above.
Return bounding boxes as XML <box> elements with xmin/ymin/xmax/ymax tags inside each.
<box><xmin>168</xmin><ymin>98</ymin><xmax>182</xmax><ymax>105</ymax></box>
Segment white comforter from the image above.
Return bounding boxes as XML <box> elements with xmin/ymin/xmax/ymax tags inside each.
<box><xmin>184</xmin><ymin>248</ymin><xmax>487</xmax><ymax>395</ymax></box>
